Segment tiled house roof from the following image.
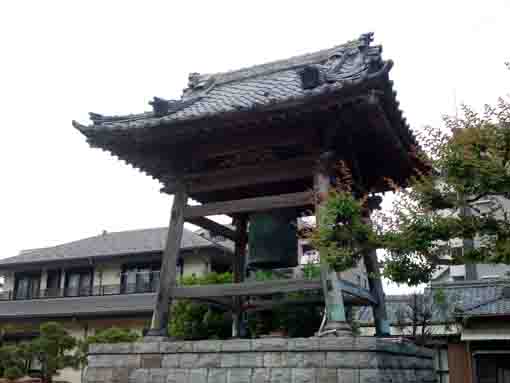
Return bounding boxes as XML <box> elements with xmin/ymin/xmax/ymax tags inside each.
<box><xmin>0</xmin><ymin>293</ymin><xmax>155</xmax><ymax>320</ymax></box>
<box><xmin>358</xmin><ymin>279</ymin><xmax>510</xmax><ymax>323</ymax></box>
<box><xmin>72</xmin><ymin>33</ymin><xmax>393</xmax><ymax>133</ymax></box>
<box><xmin>458</xmin><ymin>285</ymin><xmax>510</xmax><ymax>317</ymax></box>
<box><xmin>0</xmin><ymin>227</ymin><xmax>232</xmax><ymax>268</ymax></box>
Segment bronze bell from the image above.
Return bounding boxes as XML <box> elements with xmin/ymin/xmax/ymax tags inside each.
<box><xmin>248</xmin><ymin>209</ymin><xmax>298</xmax><ymax>269</ymax></box>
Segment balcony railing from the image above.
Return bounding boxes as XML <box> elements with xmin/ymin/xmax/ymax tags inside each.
<box><xmin>0</xmin><ymin>281</ymin><xmax>159</xmax><ymax>301</ymax></box>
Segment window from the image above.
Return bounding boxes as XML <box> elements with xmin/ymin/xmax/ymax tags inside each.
<box><xmin>14</xmin><ymin>273</ymin><xmax>41</xmax><ymax>300</ymax></box>
<box><xmin>121</xmin><ymin>263</ymin><xmax>160</xmax><ymax>294</ymax></box>
<box><xmin>65</xmin><ymin>269</ymin><xmax>92</xmax><ymax>297</ymax></box>
<box><xmin>45</xmin><ymin>269</ymin><xmax>61</xmax><ymax>297</ymax></box>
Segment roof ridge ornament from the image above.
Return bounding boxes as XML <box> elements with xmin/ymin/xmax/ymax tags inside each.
<box><xmin>182</xmin><ymin>72</ymin><xmax>216</xmax><ymax>99</ymax></box>
<box><xmin>149</xmin><ymin>97</ymin><xmax>171</xmax><ymax>117</ymax></box>
<box><xmin>298</xmin><ymin>32</ymin><xmax>381</xmax><ymax>90</ymax></box>
<box><xmin>149</xmin><ymin>96</ymin><xmax>203</xmax><ymax>118</ymax></box>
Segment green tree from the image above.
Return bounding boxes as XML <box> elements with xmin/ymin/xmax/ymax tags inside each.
<box><xmin>168</xmin><ymin>272</ymin><xmax>233</xmax><ymax>340</ymax></box>
<box><xmin>309</xmin><ymin>64</ymin><xmax>510</xmax><ymax>286</ymax></box>
<box><xmin>0</xmin><ymin>344</ymin><xmax>31</xmax><ymax>380</ymax></box>
<box><xmin>77</xmin><ymin>327</ymin><xmax>140</xmax><ymax>367</ymax></box>
<box><xmin>29</xmin><ymin>322</ymin><xmax>78</xmax><ymax>383</ymax></box>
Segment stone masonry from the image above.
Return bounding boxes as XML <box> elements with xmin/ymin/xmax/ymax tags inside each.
<box><xmin>85</xmin><ymin>337</ymin><xmax>436</xmax><ymax>383</ymax></box>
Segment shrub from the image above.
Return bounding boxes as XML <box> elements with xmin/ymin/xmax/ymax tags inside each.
<box><xmin>78</xmin><ymin>327</ymin><xmax>140</xmax><ymax>367</ymax></box>
<box><xmin>29</xmin><ymin>322</ymin><xmax>78</xmax><ymax>383</ymax></box>
<box><xmin>0</xmin><ymin>344</ymin><xmax>30</xmax><ymax>380</ymax></box>
<box><xmin>85</xmin><ymin>327</ymin><xmax>140</xmax><ymax>344</ymax></box>
<box><xmin>168</xmin><ymin>272</ymin><xmax>232</xmax><ymax>340</ymax></box>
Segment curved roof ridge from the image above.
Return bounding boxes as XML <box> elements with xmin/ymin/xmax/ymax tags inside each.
<box><xmin>199</xmin><ymin>41</ymin><xmax>357</xmax><ymax>87</ymax></box>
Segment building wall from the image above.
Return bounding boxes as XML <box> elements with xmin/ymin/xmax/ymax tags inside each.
<box><xmin>340</xmin><ymin>259</ymin><xmax>369</xmax><ymax>289</ymax></box>
<box><xmin>182</xmin><ymin>253</ymin><xmax>210</xmax><ymax>277</ymax></box>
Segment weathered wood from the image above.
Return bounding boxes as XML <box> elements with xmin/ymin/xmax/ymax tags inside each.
<box><xmin>162</xmin><ymin>156</ymin><xmax>316</xmax><ymax>194</ymax></box>
<box><xmin>171</xmin><ymin>278</ymin><xmax>376</xmax><ymax>305</ymax></box>
<box><xmin>184</xmin><ymin>191</ymin><xmax>313</xmax><ymax>219</ymax></box>
<box><xmin>232</xmin><ymin>215</ymin><xmax>248</xmax><ymax>337</ymax></box>
<box><xmin>185</xmin><ymin>216</ymin><xmax>237</xmax><ymax>241</ymax></box>
<box><xmin>149</xmin><ymin>181</ymin><xmax>187</xmax><ymax>335</ymax></box>
<box><xmin>173</xmin><ymin>278</ymin><xmax>322</xmax><ymax>298</ymax></box>
<box><xmin>191</xmin><ymin>126</ymin><xmax>320</xmax><ymax>160</ymax></box>
<box><xmin>363</xmin><ymin>248</ymin><xmax>390</xmax><ymax>336</ymax></box>
<box><xmin>339</xmin><ymin>279</ymin><xmax>378</xmax><ymax>305</ymax></box>
<box><xmin>245</xmin><ymin>296</ymin><xmax>324</xmax><ymax>312</ymax></box>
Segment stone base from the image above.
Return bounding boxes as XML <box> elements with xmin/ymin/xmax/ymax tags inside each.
<box><xmin>319</xmin><ymin>321</ymin><xmax>353</xmax><ymax>337</ymax></box>
<box><xmin>85</xmin><ymin>337</ymin><xmax>435</xmax><ymax>383</ymax></box>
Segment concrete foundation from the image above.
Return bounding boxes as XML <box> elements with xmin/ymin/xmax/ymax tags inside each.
<box><xmin>84</xmin><ymin>337</ymin><xmax>435</xmax><ymax>383</ymax></box>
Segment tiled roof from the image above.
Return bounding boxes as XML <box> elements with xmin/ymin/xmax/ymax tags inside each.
<box><xmin>458</xmin><ymin>285</ymin><xmax>510</xmax><ymax>317</ymax></box>
<box><xmin>0</xmin><ymin>293</ymin><xmax>155</xmax><ymax>320</ymax></box>
<box><xmin>357</xmin><ymin>279</ymin><xmax>510</xmax><ymax>323</ymax></box>
<box><xmin>72</xmin><ymin>33</ymin><xmax>391</xmax><ymax>133</ymax></box>
<box><xmin>0</xmin><ymin>227</ymin><xmax>232</xmax><ymax>268</ymax></box>
<box><xmin>460</xmin><ymin>297</ymin><xmax>510</xmax><ymax>316</ymax></box>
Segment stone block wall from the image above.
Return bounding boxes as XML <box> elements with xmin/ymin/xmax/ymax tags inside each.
<box><xmin>85</xmin><ymin>337</ymin><xmax>436</xmax><ymax>383</ymax></box>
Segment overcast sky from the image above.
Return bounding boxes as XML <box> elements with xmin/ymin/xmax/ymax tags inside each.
<box><xmin>1</xmin><ymin>1</ymin><xmax>509</xmax><ymax>293</ymax></box>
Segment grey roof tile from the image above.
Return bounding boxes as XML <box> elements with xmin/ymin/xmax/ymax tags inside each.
<box><xmin>357</xmin><ymin>279</ymin><xmax>510</xmax><ymax>323</ymax></box>
<box><xmin>0</xmin><ymin>227</ymin><xmax>232</xmax><ymax>268</ymax></box>
<box><xmin>461</xmin><ymin>297</ymin><xmax>510</xmax><ymax>316</ymax></box>
<box><xmin>0</xmin><ymin>293</ymin><xmax>155</xmax><ymax>319</ymax></box>
<box><xmin>73</xmin><ymin>33</ymin><xmax>388</xmax><ymax>133</ymax></box>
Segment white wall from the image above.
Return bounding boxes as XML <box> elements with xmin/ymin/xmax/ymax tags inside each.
<box><xmin>183</xmin><ymin>253</ymin><xmax>209</xmax><ymax>277</ymax></box>
<box><xmin>2</xmin><ymin>271</ymin><xmax>14</xmax><ymax>291</ymax></box>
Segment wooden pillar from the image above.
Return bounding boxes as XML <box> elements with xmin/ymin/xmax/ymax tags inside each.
<box><xmin>362</xmin><ymin>244</ymin><xmax>390</xmax><ymax>337</ymax></box>
<box><xmin>315</xmin><ymin>152</ymin><xmax>351</xmax><ymax>336</ymax></box>
<box><xmin>232</xmin><ymin>215</ymin><xmax>248</xmax><ymax>338</ymax></box>
<box><xmin>149</xmin><ymin>181</ymin><xmax>188</xmax><ymax>336</ymax></box>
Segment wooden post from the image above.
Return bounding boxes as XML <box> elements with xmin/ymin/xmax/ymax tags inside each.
<box><xmin>232</xmin><ymin>215</ymin><xmax>248</xmax><ymax>338</ymax></box>
<box><xmin>148</xmin><ymin>181</ymin><xmax>188</xmax><ymax>336</ymax></box>
<box><xmin>315</xmin><ymin>152</ymin><xmax>351</xmax><ymax>336</ymax></box>
<box><xmin>362</xmin><ymin>245</ymin><xmax>390</xmax><ymax>337</ymax></box>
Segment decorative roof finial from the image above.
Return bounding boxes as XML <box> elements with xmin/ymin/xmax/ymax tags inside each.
<box><xmin>149</xmin><ymin>97</ymin><xmax>171</xmax><ymax>117</ymax></box>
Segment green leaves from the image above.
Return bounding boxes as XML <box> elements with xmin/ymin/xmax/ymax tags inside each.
<box><xmin>310</xmin><ymin>190</ymin><xmax>373</xmax><ymax>272</ymax></box>
<box><xmin>310</xmin><ymin>80</ymin><xmax>510</xmax><ymax>286</ymax></box>
<box><xmin>29</xmin><ymin>322</ymin><xmax>78</xmax><ymax>382</ymax></box>
<box><xmin>375</xmin><ymin>80</ymin><xmax>510</xmax><ymax>285</ymax></box>
<box><xmin>168</xmin><ymin>272</ymin><xmax>233</xmax><ymax>340</ymax></box>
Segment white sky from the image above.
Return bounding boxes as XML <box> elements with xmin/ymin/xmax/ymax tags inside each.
<box><xmin>0</xmin><ymin>0</ymin><xmax>509</xmax><ymax>294</ymax></box>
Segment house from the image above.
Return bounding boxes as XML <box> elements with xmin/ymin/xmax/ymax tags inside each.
<box><xmin>0</xmin><ymin>224</ymin><xmax>370</xmax><ymax>382</ymax></box>
<box><xmin>358</xmin><ymin>276</ymin><xmax>510</xmax><ymax>383</ymax></box>
<box><xmin>0</xmin><ymin>227</ymin><xmax>233</xmax><ymax>383</ymax></box>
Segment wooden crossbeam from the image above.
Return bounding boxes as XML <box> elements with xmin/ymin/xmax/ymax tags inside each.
<box><xmin>185</xmin><ymin>217</ymin><xmax>237</xmax><ymax>241</ymax></box>
<box><xmin>162</xmin><ymin>156</ymin><xmax>316</xmax><ymax>194</ymax></box>
<box><xmin>183</xmin><ymin>191</ymin><xmax>313</xmax><ymax>219</ymax></box>
<box><xmin>173</xmin><ymin>278</ymin><xmax>320</xmax><ymax>298</ymax></box>
<box><xmin>172</xmin><ymin>278</ymin><xmax>377</xmax><ymax>306</ymax></box>
<box><xmin>338</xmin><ymin>280</ymin><xmax>378</xmax><ymax>305</ymax></box>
